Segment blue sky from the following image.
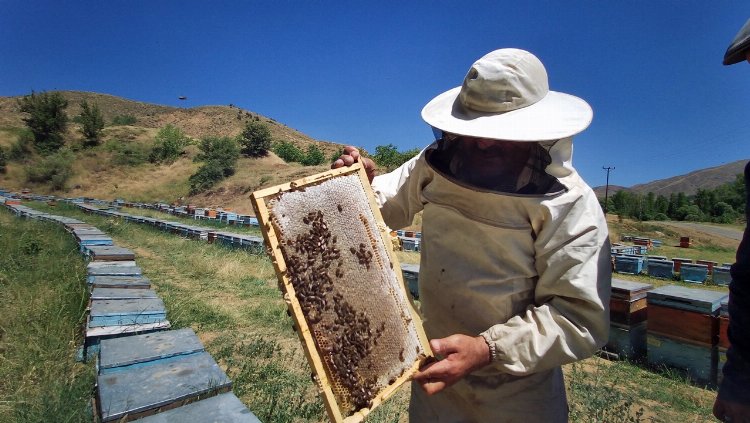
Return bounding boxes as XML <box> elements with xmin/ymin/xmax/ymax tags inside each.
<box><xmin>1</xmin><ymin>1</ymin><xmax>749</xmax><ymax>188</ymax></box>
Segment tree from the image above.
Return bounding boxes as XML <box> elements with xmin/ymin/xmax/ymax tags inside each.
<box><xmin>372</xmin><ymin>144</ymin><xmax>422</xmax><ymax>172</ymax></box>
<box><xmin>17</xmin><ymin>91</ymin><xmax>69</xmax><ymax>154</ymax></box>
<box><xmin>195</xmin><ymin>136</ymin><xmax>240</xmax><ymax>165</ymax></box>
<box><xmin>189</xmin><ymin>136</ymin><xmax>240</xmax><ymax>194</ymax></box>
<box><xmin>78</xmin><ymin>100</ymin><xmax>105</xmax><ymax>147</ymax></box>
<box><xmin>372</xmin><ymin>144</ymin><xmax>401</xmax><ymax>170</ymax></box>
<box><xmin>273</xmin><ymin>140</ymin><xmax>305</xmax><ymax>163</ymax></box>
<box><xmin>238</xmin><ymin>121</ymin><xmax>271</xmax><ymax>157</ymax></box>
<box><xmin>301</xmin><ymin>144</ymin><xmax>325</xmax><ymax>166</ymax></box>
<box><xmin>25</xmin><ymin>148</ymin><xmax>74</xmax><ymax>190</ymax></box>
<box><xmin>149</xmin><ymin>125</ymin><xmax>190</xmax><ymax>163</ymax></box>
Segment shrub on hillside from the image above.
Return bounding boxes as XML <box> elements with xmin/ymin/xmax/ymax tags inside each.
<box><xmin>273</xmin><ymin>140</ymin><xmax>305</xmax><ymax>163</ymax></box>
<box><xmin>189</xmin><ymin>136</ymin><xmax>240</xmax><ymax>194</ymax></box>
<box><xmin>111</xmin><ymin>115</ymin><xmax>137</xmax><ymax>126</ymax></box>
<box><xmin>25</xmin><ymin>149</ymin><xmax>74</xmax><ymax>190</ymax></box>
<box><xmin>301</xmin><ymin>144</ymin><xmax>325</xmax><ymax>166</ymax></box>
<box><xmin>110</xmin><ymin>142</ymin><xmax>149</xmax><ymax>166</ymax></box>
<box><xmin>149</xmin><ymin>125</ymin><xmax>190</xmax><ymax>164</ymax></box>
<box><xmin>17</xmin><ymin>91</ymin><xmax>69</xmax><ymax>154</ymax></box>
<box><xmin>78</xmin><ymin>100</ymin><xmax>105</xmax><ymax>147</ymax></box>
<box><xmin>238</xmin><ymin>121</ymin><xmax>271</xmax><ymax>157</ymax></box>
<box><xmin>189</xmin><ymin>161</ymin><xmax>228</xmax><ymax>194</ymax></box>
<box><xmin>0</xmin><ymin>146</ymin><xmax>7</xmax><ymax>174</ymax></box>
<box><xmin>372</xmin><ymin>143</ymin><xmax>421</xmax><ymax>172</ymax></box>
<box><xmin>9</xmin><ymin>129</ymin><xmax>35</xmax><ymax>162</ymax></box>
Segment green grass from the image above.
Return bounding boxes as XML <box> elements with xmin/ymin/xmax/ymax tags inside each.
<box><xmin>0</xmin><ymin>210</ymin><xmax>95</xmax><ymax>423</ymax></box>
<box><xmin>565</xmin><ymin>357</ymin><xmax>715</xmax><ymax>422</ymax></box>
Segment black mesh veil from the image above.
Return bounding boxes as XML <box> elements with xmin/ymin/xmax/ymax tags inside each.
<box><xmin>424</xmin><ymin>135</ymin><xmax>565</xmax><ymax>195</ymax></box>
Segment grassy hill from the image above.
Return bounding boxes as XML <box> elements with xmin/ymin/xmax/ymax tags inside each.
<box><xmin>593</xmin><ymin>159</ymin><xmax>748</xmax><ymax>198</ymax></box>
<box><xmin>0</xmin><ymin>91</ymin><xmax>344</xmax><ymax>213</ymax></box>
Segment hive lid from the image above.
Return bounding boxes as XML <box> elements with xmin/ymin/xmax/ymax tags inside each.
<box><xmin>611</xmin><ymin>278</ymin><xmax>653</xmax><ymax>300</ymax></box>
<box><xmin>647</xmin><ymin>285</ymin><xmax>728</xmax><ymax>314</ymax></box>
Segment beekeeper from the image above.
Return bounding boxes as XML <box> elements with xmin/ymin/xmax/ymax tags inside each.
<box><xmin>334</xmin><ymin>48</ymin><xmax>611</xmax><ymax>422</ymax></box>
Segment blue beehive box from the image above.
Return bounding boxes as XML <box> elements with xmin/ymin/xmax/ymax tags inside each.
<box><xmin>402</xmin><ymin>238</ymin><xmax>420</xmax><ymax>252</ymax></box>
<box><xmin>713</xmin><ymin>266</ymin><xmax>732</xmax><ymax>286</ymax></box>
<box><xmin>647</xmin><ymin>332</ymin><xmax>718</xmax><ymax>388</ymax></box>
<box><xmin>647</xmin><ymin>259</ymin><xmax>674</xmax><ymax>279</ymax></box>
<box><xmin>401</xmin><ymin>263</ymin><xmax>420</xmax><ymax>299</ymax></box>
<box><xmin>606</xmin><ymin>321</ymin><xmax>647</xmax><ymax>360</ymax></box>
<box><xmin>96</xmin><ymin>352</ymin><xmax>231</xmax><ymax>422</ymax></box>
<box><xmin>680</xmin><ymin>263</ymin><xmax>709</xmax><ymax>284</ymax></box>
<box><xmin>615</xmin><ymin>255</ymin><xmax>644</xmax><ymax>274</ymax></box>
<box><xmin>135</xmin><ymin>393</ymin><xmax>261</xmax><ymax>423</ymax></box>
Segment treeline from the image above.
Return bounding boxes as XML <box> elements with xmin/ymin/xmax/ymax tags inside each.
<box><xmin>605</xmin><ymin>174</ymin><xmax>746</xmax><ymax>223</ymax></box>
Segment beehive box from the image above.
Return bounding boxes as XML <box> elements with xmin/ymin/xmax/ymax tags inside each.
<box><xmin>251</xmin><ymin>164</ymin><xmax>432</xmax><ymax>423</ymax></box>
<box><xmin>680</xmin><ymin>263</ymin><xmax>709</xmax><ymax>284</ymax></box>
<box><xmin>610</xmin><ymin>279</ymin><xmax>652</xmax><ymax>325</ymax></box>
<box><xmin>614</xmin><ymin>255</ymin><xmax>644</xmax><ymax>275</ymax></box>
<box><xmin>647</xmin><ymin>259</ymin><xmax>674</xmax><ymax>279</ymax></box>
<box><xmin>605</xmin><ymin>321</ymin><xmax>647</xmax><ymax>360</ymax></box>
<box><xmin>647</xmin><ymin>332</ymin><xmax>717</xmax><ymax>388</ymax></box>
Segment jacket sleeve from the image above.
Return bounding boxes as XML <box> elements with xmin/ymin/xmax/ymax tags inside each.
<box><xmin>481</xmin><ymin>185</ymin><xmax>611</xmax><ymax>375</ymax></box>
<box><xmin>371</xmin><ymin>152</ymin><xmax>427</xmax><ymax>230</ymax></box>
<box><xmin>718</xmin><ymin>161</ymin><xmax>750</xmax><ymax>404</ymax></box>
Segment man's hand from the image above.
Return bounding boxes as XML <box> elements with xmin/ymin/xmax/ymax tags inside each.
<box><xmin>714</xmin><ymin>397</ymin><xmax>750</xmax><ymax>423</ymax></box>
<box><xmin>331</xmin><ymin>146</ymin><xmax>376</xmax><ymax>183</ymax></box>
<box><xmin>412</xmin><ymin>334</ymin><xmax>491</xmax><ymax>395</ymax></box>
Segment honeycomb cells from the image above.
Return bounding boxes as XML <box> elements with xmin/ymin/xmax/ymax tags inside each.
<box><xmin>268</xmin><ymin>174</ymin><xmax>424</xmax><ymax>415</ymax></box>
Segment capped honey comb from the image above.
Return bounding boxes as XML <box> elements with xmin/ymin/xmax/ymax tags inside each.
<box><xmin>251</xmin><ymin>164</ymin><xmax>431</xmax><ymax>423</ymax></box>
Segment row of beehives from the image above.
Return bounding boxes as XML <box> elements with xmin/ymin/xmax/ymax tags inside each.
<box><xmin>619</xmin><ymin>234</ymin><xmax>664</xmax><ymax>249</ymax></box>
<box><xmin>112</xmin><ymin>198</ymin><xmax>260</xmax><ymax>226</ymax></box>
<box><xmin>70</xmin><ymin>202</ymin><xmax>265</xmax><ymax>250</ymax></box>
<box><xmin>612</xmin><ymin>253</ymin><xmax>733</xmax><ymax>285</ymax></box>
<box><xmin>605</xmin><ymin>279</ymin><xmax>729</xmax><ymax>388</ymax></box>
<box><xmin>0</xmin><ymin>198</ymin><xmax>261</xmax><ymax>422</ymax></box>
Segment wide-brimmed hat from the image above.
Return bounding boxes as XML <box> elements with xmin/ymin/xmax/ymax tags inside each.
<box><xmin>723</xmin><ymin>18</ymin><xmax>750</xmax><ymax>65</ymax></box>
<box><xmin>421</xmin><ymin>48</ymin><xmax>593</xmax><ymax>142</ymax></box>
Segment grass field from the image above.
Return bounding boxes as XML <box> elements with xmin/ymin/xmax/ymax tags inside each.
<box><xmin>3</xmin><ymin>201</ymin><xmax>734</xmax><ymax>422</ymax></box>
<box><xmin>0</xmin><ymin>211</ymin><xmax>95</xmax><ymax>423</ymax></box>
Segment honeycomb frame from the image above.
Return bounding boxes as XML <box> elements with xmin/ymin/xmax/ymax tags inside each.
<box><xmin>250</xmin><ymin>164</ymin><xmax>432</xmax><ymax>423</ymax></box>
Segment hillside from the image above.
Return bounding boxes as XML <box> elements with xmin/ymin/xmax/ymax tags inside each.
<box><xmin>593</xmin><ymin>159</ymin><xmax>748</xmax><ymax>198</ymax></box>
<box><xmin>0</xmin><ymin>91</ymin><xmax>344</xmax><ymax>213</ymax></box>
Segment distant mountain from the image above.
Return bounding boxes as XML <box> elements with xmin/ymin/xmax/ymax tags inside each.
<box><xmin>593</xmin><ymin>159</ymin><xmax>748</xmax><ymax>198</ymax></box>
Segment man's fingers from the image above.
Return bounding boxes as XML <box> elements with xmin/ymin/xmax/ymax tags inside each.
<box><xmin>413</xmin><ymin>359</ymin><xmax>452</xmax><ymax>381</ymax></box>
<box><xmin>342</xmin><ymin>146</ymin><xmax>360</xmax><ymax>157</ymax></box>
<box><xmin>331</xmin><ymin>158</ymin><xmax>345</xmax><ymax>169</ymax></box>
<box><xmin>430</xmin><ymin>337</ymin><xmax>459</xmax><ymax>356</ymax></box>
<box><xmin>341</xmin><ymin>155</ymin><xmax>356</xmax><ymax>166</ymax></box>
<box><xmin>420</xmin><ymin>379</ymin><xmax>447</xmax><ymax>396</ymax></box>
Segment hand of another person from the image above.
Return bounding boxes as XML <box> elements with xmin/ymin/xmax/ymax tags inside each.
<box><xmin>331</xmin><ymin>146</ymin><xmax>376</xmax><ymax>183</ymax></box>
<box><xmin>714</xmin><ymin>397</ymin><xmax>750</xmax><ymax>423</ymax></box>
<box><xmin>412</xmin><ymin>334</ymin><xmax>491</xmax><ymax>395</ymax></box>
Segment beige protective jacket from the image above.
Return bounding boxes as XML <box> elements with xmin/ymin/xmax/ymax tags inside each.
<box><xmin>372</xmin><ymin>138</ymin><xmax>611</xmax><ymax>422</ymax></box>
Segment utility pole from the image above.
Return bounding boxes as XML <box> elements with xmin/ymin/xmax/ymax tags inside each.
<box><xmin>603</xmin><ymin>166</ymin><xmax>615</xmax><ymax>215</ymax></box>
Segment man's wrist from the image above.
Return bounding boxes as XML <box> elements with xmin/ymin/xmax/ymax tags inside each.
<box><xmin>479</xmin><ymin>333</ymin><xmax>497</xmax><ymax>364</ymax></box>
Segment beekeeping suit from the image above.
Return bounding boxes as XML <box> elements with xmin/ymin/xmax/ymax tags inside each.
<box><xmin>370</xmin><ymin>48</ymin><xmax>611</xmax><ymax>422</ymax></box>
